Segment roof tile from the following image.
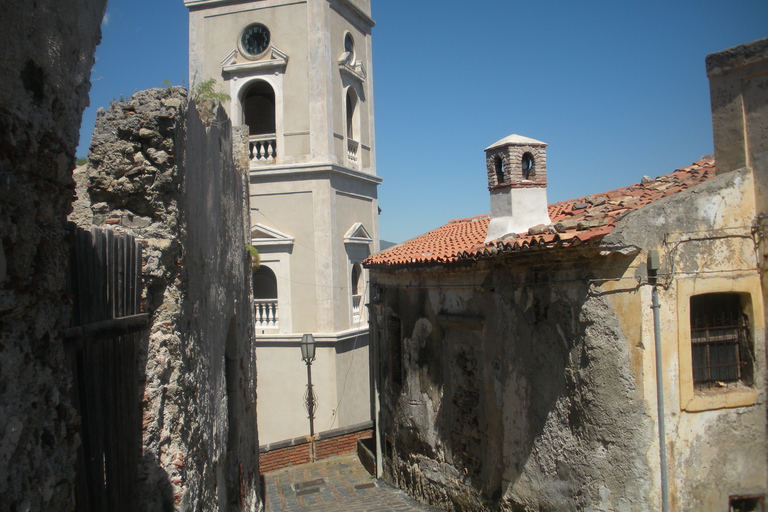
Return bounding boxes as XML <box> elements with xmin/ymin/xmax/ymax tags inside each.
<box><xmin>365</xmin><ymin>158</ymin><xmax>715</xmax><ymax>267</ymax></box>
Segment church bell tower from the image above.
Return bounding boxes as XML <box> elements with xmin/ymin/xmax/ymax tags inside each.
<box><xmin>185</xmin><ymin>0</ymin><xmax>380</xmax><ymax>447</ymax></box>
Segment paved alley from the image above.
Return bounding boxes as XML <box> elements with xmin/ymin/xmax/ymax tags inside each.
<box><xmin>263</xmin><ymin>453</ymin><xmax>444</xmax><ymax>512</ymax></box>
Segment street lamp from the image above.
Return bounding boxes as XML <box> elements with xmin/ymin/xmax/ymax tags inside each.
<box><xmin>300</xmin><ymin>334</ymin><xmax>317</xmax><ymax>437</ymax></box>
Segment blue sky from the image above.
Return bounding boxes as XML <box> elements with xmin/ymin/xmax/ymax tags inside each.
<box><xmin>78</xmin><ymin>0</ymin><xmax>767</xmax><ymax>244</ymax></box>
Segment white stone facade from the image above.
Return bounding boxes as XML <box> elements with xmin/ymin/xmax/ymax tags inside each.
<box><xmin>186</xmin><ymin>0</ymin><xmax>380</xmax><ymax>445</ymax></box>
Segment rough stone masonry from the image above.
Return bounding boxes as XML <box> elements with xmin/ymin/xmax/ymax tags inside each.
<box><xmin>73</xmin><ymin>87</ymin><xmax>261</xmax><ymax>511</ymax></box>
<box><xmin>0</xmin><ymin>1</ymin><xmax>107</xmax><ymax>510</ymax></box>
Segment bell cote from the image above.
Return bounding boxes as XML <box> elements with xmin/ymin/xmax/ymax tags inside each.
<box><xmin>484</xmin><ymin>134</ymin><xmax>552</xmax><ymax>243</ymax></box>
<box><xmin>485</xmin><ymin>134</ymin><xmax>548</xmax><ymax>189</ymax></box>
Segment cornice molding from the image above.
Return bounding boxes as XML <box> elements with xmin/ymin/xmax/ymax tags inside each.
<box><xmin>250</xmin><ymin>162</ymin><xmax>382</xmax><ymax>185</ymax></box>
<box><xmin>221</xmin><ymin>45</ymin><xmax>289</xmax><ymax>76</ymax></box>
<box><xmin>338</xmin><ymin>58</ymin><xmax>366</xmax><ymax>82</ymax></box>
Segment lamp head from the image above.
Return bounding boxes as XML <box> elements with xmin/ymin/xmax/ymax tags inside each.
<box><xmin>300</xmin><ymin>333</ymin><xmax>316</xmax><ymax>362</ymax></box>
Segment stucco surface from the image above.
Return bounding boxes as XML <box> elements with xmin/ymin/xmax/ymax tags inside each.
<box><xmin>372</xmin><ymin>254</ymin><xmax>656</xmax><ymax>511</ymax></box>
<box><xmin>370</xmin><ymin>165</ymin><xmax>768</xmax><ymax>511</ymax></box>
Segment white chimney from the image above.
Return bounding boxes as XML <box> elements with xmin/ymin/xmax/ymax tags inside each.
<box><xmin>484</xmin><ymin>134</ymin><xmax>551</xmax><ymax>243</ymax></box>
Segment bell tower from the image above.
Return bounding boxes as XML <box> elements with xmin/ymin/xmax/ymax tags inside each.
<box><xmin>484</xmin><ymin>134</ymin><xmax>551</xmax><ymax>242</ymax></box>
<box><xmin>186</xmin><ymin>0</ymin><xmax>380</xmax><ymax>447</ymax></box>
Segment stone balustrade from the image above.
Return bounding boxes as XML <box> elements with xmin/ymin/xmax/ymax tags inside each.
<box><xmin>347</xmin><ymin>138</ymin><xmax>359</xmax><ymax>165</ymax></box>
<box><xmin>254</xmin><ymin>299</ymin><xmax>279</xmax><ymax>329</ymax></box>
<box><xmin>352</xmin><ymin>294</ymin><xmax>362</xmax><ymax>324</ymax></box>
<box><xmin>249</xmin><ymin>134</ymin><xmax>277</xmax><ymax>164</ymax></box>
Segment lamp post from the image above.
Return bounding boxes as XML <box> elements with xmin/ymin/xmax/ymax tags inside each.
<box><xmin>300</xmin><ymin>333</ymin><xmax>316</xmax><ymax>437</ymax></box>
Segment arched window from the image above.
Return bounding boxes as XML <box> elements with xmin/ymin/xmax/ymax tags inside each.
<box><xmin>351</xmin><ymin>263</ymin><xmax>362</xmax><ymax>296</ymax></box>
<box><xmin>351</xmin><ymin>262</ymin><xmax>363</xmax><ymax>324</ymax></box>
<box><xmin>243</xmin><ymin>80</ymin><xmax>275</xmax><ymax>136</ymax></box>
<box><xmin>494</xmin><ymin>155</ymin><xmax>505</xmax><ymax>185</ymax></box>
<box><xmin>346</xmin><ymin>88</ymin><xmax>358</xmax><ymax>140</ymax></box>
<box><xmin>345</xmin><ymin>88</ymin><xmax>360</xmax><ymax>166</ymax></box>
<box><xmin>522</xmin><ymin>152</ymin><xmax>534</xmax><ymax>180</ymax></box>
<box><xmin>253</xmin><ymin>265</ymin><xmax>278</xmax><ymax>329</ymax></box>
<box><xmin>344</xmin><ymin>32</ymin><xmax>355</xmax><ymax>65</ymax></box>
<box><xmin>252</xmin><ymin>265</ymin><xmax>277</xmax><ymax>299</ymax></box>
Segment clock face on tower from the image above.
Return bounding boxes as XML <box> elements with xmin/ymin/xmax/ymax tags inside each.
<box><xmin>241</xmin><ymin>24</ymin><xmax>270</xmax><ymax>57</ymax></box>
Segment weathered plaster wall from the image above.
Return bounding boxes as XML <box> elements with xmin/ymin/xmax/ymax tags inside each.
<box><xmin>371</xmin><ymin>251</ymin><xmax>656</xmax><ymax>511</ymax></box>
<box><xmin>706</xmin><ymin>37</ymin><xmax>768</xmax><ymax>178</ymax></box>
<box><xmin>75</xmin><ymin>89</ymin><xmax>261</xmax><ymax>511</ymax></box>
<box><xmin>0</xmin><ymin>1</ymin><xmax>106</xmax><ymax>510</ymax></box>
<box><xmin>371</xmin><ymin>165</ymin><xmax>767</xmax><ymax>511</ymax></box>
<box><xmin>604</xmin><ymin>168</ymin><xmax>767</xmax><ymax>511</ymax></box>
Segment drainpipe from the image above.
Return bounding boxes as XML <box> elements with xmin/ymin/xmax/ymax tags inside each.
<box><xmin>648</xmin><ymin>250</ymin><xmax>670</xmax><ymax>512</ymax></box>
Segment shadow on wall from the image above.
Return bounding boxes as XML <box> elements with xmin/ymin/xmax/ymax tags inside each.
<box><xmin>378</xmin><ymin>255</ymin><xmax>654</xmax><ymax>511</ymax></box>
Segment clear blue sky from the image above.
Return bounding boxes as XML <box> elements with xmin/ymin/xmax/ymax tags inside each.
<box><xmin>77</xmin><ymin>0</ymin><xmax>767</xmax><ymax>244</ymax></box>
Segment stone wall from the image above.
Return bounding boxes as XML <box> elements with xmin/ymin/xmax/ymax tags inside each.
<box><xmin>0</xmin><ymin>1</ymin><xmax>106</xmax><ymax>510</ymax></box>
<box><xmin>74</xmin><ymin>88</ymin><xmax>261</xmax><ymax>511</ymax></box>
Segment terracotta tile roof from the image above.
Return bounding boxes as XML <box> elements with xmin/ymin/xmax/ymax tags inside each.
<box><xmin>365</xmin><ymin>158</ymin><xmax>715</xmax><ymax>267</ymax></box>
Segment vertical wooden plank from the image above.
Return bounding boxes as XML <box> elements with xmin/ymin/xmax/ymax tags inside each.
<box><xmin>93</xmin><ymin>228</ymin><xmax>108</xmax><ymax>509</ymax></box>
<box><xmin>79</xmin><ymin>229</ymin><xmax>101</xmax><ymax>509</ymax></box>
<box><xmin>68</xmin><ymin>228</ymin><xmax>91</xmax><ymax>511</ymax></box>
<box><xmin>107</xmin><ymin>231</ymin><xmax>121</xmax><ymax>510</ymax></box>
<box><xmin>117</xmin><ymin>235</ymin><xmax>126</xmax><ymax>319</ymax></box>
<box><xmin>106</xmin><ymin>228</ymin><xmax>116</xmax><ymax>319</ymax></box>
<box><xmin>75</xmin><ymin>228</ymin><xmax>90</xmax><ymax>327</ymax></box>
<box><xmin>68</xmin><ymin>227</ymin><xmax>145</xmax><ymax>512</ymax></box>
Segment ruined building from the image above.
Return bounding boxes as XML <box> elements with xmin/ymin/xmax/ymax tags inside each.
<box><xmin>365</xmin><ymin>37</ymin><xmax>768</xmax><ymax>511</ymax></box>
<box><xmin>185</xmin><ymin>0</ymin><xmax>381</xmax><ymax>462</ymax></box>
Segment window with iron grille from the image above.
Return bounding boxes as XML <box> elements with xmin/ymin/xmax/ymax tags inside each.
<box><xmin>729</xmin><ymin>495</ymin><xmax>764</xmax><ymax>512</ymax></box>
<box><xmin>690</xmin><ymin>293</ymin><xmax>753</xmax><ymax>389</ymax></box>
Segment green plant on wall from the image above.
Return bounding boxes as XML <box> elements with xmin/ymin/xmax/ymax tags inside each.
<box><xmin>246</xmin><ymin>244</ymin><xmax>260</xmax><ymax>270</ymax></box>
<box><xmin>193</xmin><ymin>78</ymin><xmax>230</xmax><ymax>103</ymax></box>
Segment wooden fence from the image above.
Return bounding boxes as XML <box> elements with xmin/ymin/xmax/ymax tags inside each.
<box><xmin>64</xmin><ymin>227</ymin><xmax>147</xmax><ymax>512</ymax></box>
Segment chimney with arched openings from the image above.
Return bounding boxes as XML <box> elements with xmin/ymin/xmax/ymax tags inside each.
<box><xmin>484</xmin><ymin>134</ymin><xmax>552</xmax><ymax>243</ymax></box>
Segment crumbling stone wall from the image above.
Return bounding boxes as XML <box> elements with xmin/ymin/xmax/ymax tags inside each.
<box><xmin>74</xmin><ymin>88</ymin><xmax>261</xmax><ymax>511</ymax></box>
<box><xmin>0</xmin><ymin>1</ymin><xmax>106</xmax><ymax>510</ymax></box>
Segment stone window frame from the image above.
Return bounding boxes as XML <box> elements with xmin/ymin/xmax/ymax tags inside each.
<box><xmin>677</xmin><ymin>274</ymin><xmax>762</xmax><ymax>412</ymax></box>
<box><xmin>227</xmin><ymin>73</ymin><xmax>286</xmax><ymax>167</ymax></box>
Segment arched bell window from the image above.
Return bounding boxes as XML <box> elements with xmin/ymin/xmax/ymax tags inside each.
<box><xmin>351</xmin><ymin>263</ymin><xmax>362</xmax><ymax>296</ymax></box>
<box><xmin>521</xmin><ymin>152</ymin><xmax>535</xmax><ymax>180</ymax></box>
<box><xmin>252</xmin><ymin>265</ymin><xmax>277</xmax><ymax>300</ymax></box>
<box><xmin>243</xmin><ymin>80</ymin><xmax>276</xmax><ymax>137</ymax></box>
<box><xmin>494</xmin><ymin>155</ymin><xmax>505</xmax><ymax>185</ymax></box>
<box><xmin>351</xmin><ymin>262</ymin><xmax>364</xmax><ymax>324</ymax></box>
<box><xmin>253</xmin><ymin>265</ymin><xmax>279</xmax><ymax>329</ymax></box>
<box><xmin>346</xmin><ymin>88</ymin><xmax>358</xmax><ymax>141</ymax></box>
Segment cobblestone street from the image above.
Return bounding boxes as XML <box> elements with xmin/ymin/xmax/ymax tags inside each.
<box><xmin>263</xmin><ymin>453</ymin><xmax>443</xmax><ymax>512</ymax></box>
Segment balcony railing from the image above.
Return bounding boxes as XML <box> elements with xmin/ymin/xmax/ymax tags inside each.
<box><xmin>249</xmin><ymin>134</ymin><xmax>277</xmax><ymax>165</ymax></box>
<box><xmin>254</xmin><ymin>299</ymin><xmax>278</xmax><ymax>330</ymax></box>
<box><xmin>347</xmin><ymin>139</ymin><xmax>359</xmax><ymax>165</ymax></box>
<box><xmin>352</xmin><ymin>294</ymin><xmax>362</xmax><ymax>325</ymax></box>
